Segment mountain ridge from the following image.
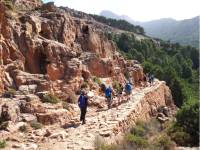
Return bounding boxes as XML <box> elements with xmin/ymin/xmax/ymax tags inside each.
<box><xmin>100</xmin><ymin>10</ymin><xmax>199</xmax><ymax>48</ymax></box>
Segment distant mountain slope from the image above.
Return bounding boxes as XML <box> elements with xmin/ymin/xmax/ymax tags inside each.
<box><xmin>100</xmin><ymin>10</ymin><xmax>139</xmax><ymax>25</ymax></box>
<box><xmin>140</xmin><ymin>17</ymin><xmax>199</xmax><ymax>48</ymax></box>
<box><xmin>100</xmin><ymin>10</ymin><xmax>199</xmax><ymax>48</ymax></box>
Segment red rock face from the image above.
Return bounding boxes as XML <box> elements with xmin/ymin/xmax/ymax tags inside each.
<box><xmin>14</xmin><ymin>0</ymin><xmax>42</xmax><ymax>10</ymax></box>
<box><xmin>86</xmin><ymin>56</ymin><xmax>115</xmax><ymax>78</ymax></box>
<box><xmin>0</xmin><ymin>1</ymin><xmax>144</xmax><ymax>98</ymax></box>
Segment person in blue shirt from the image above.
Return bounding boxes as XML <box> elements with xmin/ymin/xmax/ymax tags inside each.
<box><xmin>105</xmin><ymin>86</ymin><xmax>112</xmax><ymax>109</ymax></box>
<box><xmin>149</xmin><ymin>74</ymin><xmax>155</xmax><ymax>86</ymax></box>
<box><xmin>125</xmin><ymin>82</ymin><xmax>132</xmax><ymax>95</ymax></box>
<box><xmin>151</xmin><ymin>74</ymin><xmax>155</xmax><ymax>85</ymax></box>
<box><xmin>78</xmin><ymin>91</ymin><xmax>88</xmax><ymax>124</ymax></box>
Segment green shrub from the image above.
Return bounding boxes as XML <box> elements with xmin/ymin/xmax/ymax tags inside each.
<box><xmin>130</xmin><ymin>125</ymin><xmax>146</xmax><ymax>137</ymax></box>
<box><xmin>94</xmin><ymin>136</ymin><xmax>118</xmax><ymax>150</ymax></box>
<box><xmin>3</xmin><ymin>0</ymin><xmax>15</xmax><ymax>10</ymax></box>
<box><xmin>30</xmin><ymin>121</ymin><xmax>42</xmax><ymax>130</ymax></box>
<box><xmin>94</xmin><ymin>136</ymin><xmax>105</xmax><ymax>150</ymax></box>
<box><xmin>18</xmin><ymin>125</ymin><xmax>27</xmax><ymax>132</ymax></box>
<box><xmin>62</xmin><ymin>102</ymin><xmax>70</xmax><ymax>110</ymax></box>
<box><xmin>154</xmin><ymin>134</ymin><xmax>174</xmax><ymax>150</ymax></box>
<box><xmin>5</xmin><ymin>88</ymin><xmax>16</xmax><ymax>98</ymax></box>
<box><xmin>67</xmin><ymin>90</ymin><xmax>77</xmax><ymax>104</ymax></box>
<box><xmin>42</xmin><ymin>93</ymin><xmax>60</xmax><ymax>104</ymax></box>
<box><xmin>170</xmin><ymin>131</ymin><xmax>191</xmax><ymax>146</ymax></box>
<box><xmin>101</xmin><ymin>145</ymin><xmax>118</xmax><ymax>150</ymax></box>
<box><xmin>176</xmin><ymin>101</ymin><xmax>199</xmax><ymax>139</ymax></box>
<box><xmin>93</xmin><ymin>76</ymin><xmax>102</xmax><ymax>85</ymax></box>
<box><xmin>125</xmin><ymin>133</ymin><xmax>148</xmax><ymax>148</ymax></box>
<box><xmin>0</xmin><ymin>140</ymin><xmax>6</xmax><ymax>149</ymax></box>
<box><xmin>112</xmin><ymin>81</ymin><xmax>123</xmax><ymax>94</ymax></box>
<box><xmin>168</xmin><ymin>101</ymin><xmax>199</xmax><ymax>146</ymax></box>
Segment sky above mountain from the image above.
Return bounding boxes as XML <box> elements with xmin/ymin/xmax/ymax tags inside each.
<box><xmin>43</xmin><ymin>0</ymin><xmax>199</xmax><ymax>21</ymax></box>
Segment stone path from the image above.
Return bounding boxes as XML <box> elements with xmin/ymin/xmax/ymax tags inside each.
<box><xmin>38</xmin><ymin>80</ymin><xmax>162</xmax><ymax>150</ymax></box>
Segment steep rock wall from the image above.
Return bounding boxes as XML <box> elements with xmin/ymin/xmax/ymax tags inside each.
<box><xmin>0</xmin><ymin>2</ymin><xmax>144</xmax><ymax>99</ymax></box>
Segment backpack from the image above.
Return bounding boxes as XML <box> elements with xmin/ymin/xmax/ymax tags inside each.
<box><xmin>105</xmin><ymin>88</ymin><xmax>111</xmax><ymax>97</ymax></box>
<box><xmin>125</xmin><ymin>83</ymin><xmax>132</xmax><ymax>92</ymax></box>
<box><xmin>78</xmin><ymin>95</ymin><xmax>86</xmax><ymax>108</ymax></box>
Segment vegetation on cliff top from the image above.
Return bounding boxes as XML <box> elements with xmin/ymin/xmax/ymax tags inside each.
<box><xmin>90</xmin><ymin>14</ymin><xmax>145</xmax><ymax>35</ymax></box>
<box><xmin>95</xmin><ymin>119</ymin><xmax>175</xmax><ymax>150</ymax></box>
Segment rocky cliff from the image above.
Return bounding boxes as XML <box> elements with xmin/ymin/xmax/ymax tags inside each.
<box><xmin>0</xmin><ymin>1</ymin><xmax>175</xmax><ymax>149</ymax></box>
<box><xmin>0</xmin><ymin>1</ymin><xmax>144</xmax><ymax>97</ymax></box>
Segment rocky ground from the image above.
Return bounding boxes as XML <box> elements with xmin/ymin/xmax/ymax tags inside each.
<box><xmin>0</xmin><ymin>80</ymin><xmax>175</xmax><ymax>150</ymax></box>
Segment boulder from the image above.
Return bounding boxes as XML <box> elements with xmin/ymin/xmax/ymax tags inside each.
<box><xmin>18</xmin><ymin>85</ymin><xmax>37</xmax><ymax>94</ymax></box>
<box><xmin>0</xmin><ymin>100</ymin><xmax>20</xmax><ymax>123</ymax></box>
<box><xmin>20</xmin><ymin>101</ymin><xmax>46</xmax><ymax>114</ymax></box>
<box><xmin>41</xmin><ymin>2</ymin><xmax>56</xmax><ymax>12</ymax></box>
<box><xmin>7</xmin><ymin>121</ymin><xmax>27</xmax><ymax>132</ymax></box>
<box><xmin>20</xmin><ymin>143</ymin><xmax>38</xmax><ymax>150</ymax></box>
<box><xmin>36</xmin><ymin>109</ymin><xmax>72</xmax><ymax>125</ymax></box>
<box><xmin>157</xmin><ymin>113</ymin><xmax>169</xmax><ymax>123</ymax></box>
<box><xmin>33</xmin><ymin>128</ymin><xmax>48</xmax><ymax>136</ymax></box>
<box><xmin>49</xmin><ymin>130</ymin><xmax>68</xmax><ymax>140</ymax></box>
<box><xmin>20</xmin><ymin>113</ymin><xmax>37</xmax><ymax>122</ymax></box>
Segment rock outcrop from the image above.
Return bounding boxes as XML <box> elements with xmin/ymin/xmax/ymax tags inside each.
<box><xmin>0</xmin><ymin>1</ymin><xmax>144</xmax><ymax>100</ymax></box>
<box><xmin>14</xmin><ymin>0</ymin><xmax>42</xmax><ymax>10</ymax></box>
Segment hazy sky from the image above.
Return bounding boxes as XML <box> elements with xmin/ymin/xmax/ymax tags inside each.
<box><xmin>43</xmin><ymin>0</ymin><xmax>200</xmax><ymax>22</ymax></box>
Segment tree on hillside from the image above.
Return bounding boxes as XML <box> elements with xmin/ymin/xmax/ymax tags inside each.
<box><xmin>181</xmin><ymin>63</ymin><xmax>192</xmax><ymax>79</ymax></box>
<box><xmin>190</xmin><ymin>48</ymin><xmax>199</xmax><ymax>69</ymax></box>
<box><xmin>170</xmin><ymin>78</ymin><xmax>186</xmax><ymax>107</ymax></box>
<box><xmin>175</xmin><ymin>101</ymin><xmax>199</xmax><ymax>146</ymax></box>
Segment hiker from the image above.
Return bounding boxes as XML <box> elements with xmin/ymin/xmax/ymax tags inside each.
<box><xmin>151</xmin><ymin>74</ymin><xmax>155</xmax><ymax>85</ymax></box>
<box><xmin>78</xmin><ymin>91</ymin><xmax>88</xmax><ymax>124</ymax></box>
<box><xmin>116</xmin><ymin>83</ymin><xmax>124</xmax><ymax>106</ymax></box>
<box><xmin>149</xmin><ymin>74</ymin><xmax>155</xmax><ymax>86</ymax></box>
<box><xmin>100</xmin><ymin>83</ymin><xmax>106</xmax><ymax>93</ymax></box>
<box><xmin>125</xmin><ymin>82</ymin><xmax>132</xmax><ymax>95</ymax></box>
<box><xmin>143</xmin><ymin>74</ymin><xmax>148</xmax><ymax>87</ymax></box>
<box><xmin>147</xmin><ymin>73</ymin><xmax>152</xmax><ymax>86</ymax></box>
<box><xmin>118</xmin><ymin>83</ymin><xmax>123</xmax><ymax>95</ymax></box>
<box><xmin>146</xmin><ymin>73</ymin><xmax>150</xmax><ymax>83</ymax></box>
<box><xmin>105</xmin><ymin>86</ymin><xmax>112</xmax><ymax>109</ymax></box>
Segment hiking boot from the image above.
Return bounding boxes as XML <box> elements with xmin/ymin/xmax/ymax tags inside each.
<box><xmin>82</xmin><ymin>120</ymin><xmax>86</xmax><ymax>125</ymax></box>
